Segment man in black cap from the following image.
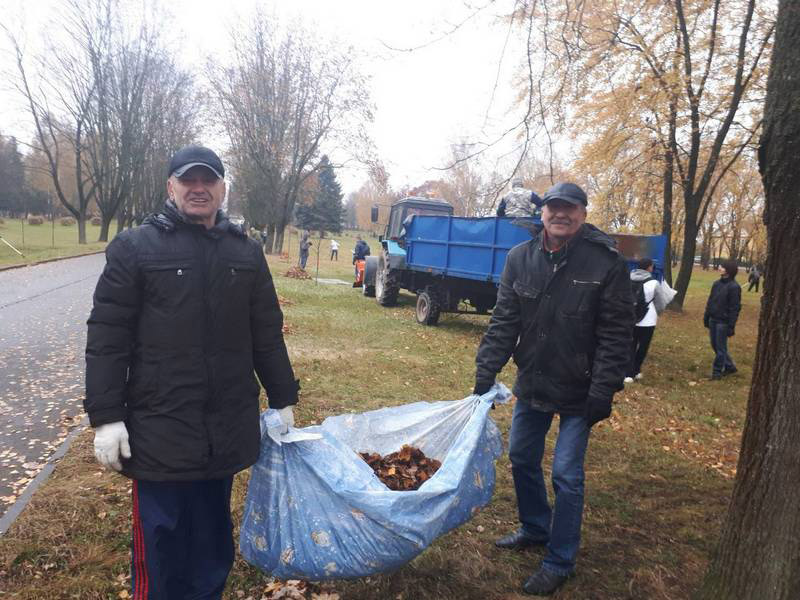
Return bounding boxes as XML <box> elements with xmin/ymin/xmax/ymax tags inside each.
<box><xmin>85</xmin><ymin>145</ymin><xmax>300</xmax><ymax>599</ymax></box>
<box><xmin>473</xmin><ymin>182</ymin><xmax>633</xmax><ymax>595</ymax></box>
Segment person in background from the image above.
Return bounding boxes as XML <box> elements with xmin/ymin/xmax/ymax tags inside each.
<box><xmin>747</xmin><ymin>264</ymin><xmax>761</xmax><ymax>292</ymax></box>
<box><xmin>330</xmin><ymin>239</ymin><xmax>339</xmax><ymax>261</ymax></box>
<box><xmin>496</xmin><ymin>177</ymin><xmax>543</xmax><ymax>219</ymax></box>
<box><xmin>352</xmin><ymin>235</ymin><xmax>371</xmax><ymax>276</ymax></box>
<box><xmin>259</xmin><ymin>228</ymin><xmax>269</xmax><ymax>252</ymax></box>
<box><xmin>473</xmin><ymin>182</ymin><xmax>633</xmax><ymax>596</ymax></box>
<box><xmin>625</xmin><ymin>258</ymin><xmax>659</xmax><ymax>383</ymax></box>
<box><xmin>299</xmin><ymin>231</ymin><xmax>312</xmax><ymax>270</ymax></box>
<box><xmin>85</xmin><ymin>145</ymin><xmax>299</xmax><ymax>599</ymax></box>
<box><xmin>704</xmin><ymin>259</ymin><xmax>742</xmax><ymax>380</ymax></box>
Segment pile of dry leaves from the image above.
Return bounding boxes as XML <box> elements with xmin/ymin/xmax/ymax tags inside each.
<box><xmin>359</xmin><ymin>445</ymin><xmax>442</xmax><ymax>491</ymax></box>
<box><xmin>284</xmin><ymin>266</ymin><xmax>311</xmax><ymax>279</ymax></box>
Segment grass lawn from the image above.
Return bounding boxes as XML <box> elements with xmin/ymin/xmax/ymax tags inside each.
<box><xmin>0</xmin><ymin>230</ymin><xmax>760</xmax><ymax>599</ymax></box>
<box><xmin>0</xmin><ymin>219</ymin><xmax>107</xmax><ymax>268</ymax></box>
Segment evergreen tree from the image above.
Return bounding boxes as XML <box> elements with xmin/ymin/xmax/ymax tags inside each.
<box><xmin>0</xmin><ymin>135</ymin><xmax>28</xmax><ymax>216</ymax></box>
<box><xmin>295</xmin><ymin>155</ymin><xmax>344</xmax><ymax>235</ymax></box>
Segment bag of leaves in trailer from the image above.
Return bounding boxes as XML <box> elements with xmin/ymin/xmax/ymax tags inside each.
<box><xmin>239</xmin><ymin>384</ymin><xmax>511</xmax><ymax>580</ymax></box>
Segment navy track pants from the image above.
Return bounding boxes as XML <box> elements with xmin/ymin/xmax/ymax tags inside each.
<box><xmin>131</xmin><ymin>477</ymin><xmax>235</xmax><ymax>600</ymax></box>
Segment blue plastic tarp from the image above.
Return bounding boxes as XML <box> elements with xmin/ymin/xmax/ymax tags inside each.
<box><xmin>239</xmin><ymin>384</ymin><xmax>510</xmax><ymax>580</ymax></box>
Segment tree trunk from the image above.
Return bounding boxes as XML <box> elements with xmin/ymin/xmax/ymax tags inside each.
<box><xmin>264</xmin><ymin>223</ymin><xmax>276</xmax><ymax>254</ymax></box>
<box><xmin>698</xmin><ymin>3</ymin><xmax>800</xmax><ymax>598</ymax></box>
<box><xmin>662</xmin><ymin>101</ymin><xmax>677</xmax><ymax>285</ymax></box>
<box><xmin>671</xmin><ymin>205</ymin><xmax>700</xmax><ymax>309</ymax></box>
<box><xmin>78</xmin><ymin>216</ymin><xmax>87</xmax><ymax>245</ymax></box>
<box><xmin>661</xmin><ymin>160</ymin><xmax>674</xmax><ymax>285</ymax></box>
<box><xmin>275</xmin><ymin>226</ymin><xmax>286</xmax><ymax>256</ymax></box>
<box><xmin>98</xmin><ymin>214</ymin><xmax>113</xmax><ymax>242</ymax></box>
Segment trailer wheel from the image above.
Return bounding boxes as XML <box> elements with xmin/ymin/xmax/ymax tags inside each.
<box><xmin>362</xmin><ymin>256</ymin><xmax>378</xmax><ymax>297</ymax></box>
<box><xmin>376</xmin><ymin>252</ymin><xmax>400</xmax><ymax>306</ymax></box>
<box><xmin>416</xmin><ymin>289</ymin><xmax>441</xmax><ymax>326</ymax></box>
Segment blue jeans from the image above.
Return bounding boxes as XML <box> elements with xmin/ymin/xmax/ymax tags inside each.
<box><xmin>508</xmin><ymin>400</ymin><xmax>591</xmax><ymax>575</ymax></box>
<box><xmin>709</xmin><ymin>319</ymin><xmax>736</xmax><ymax>376</ymax></box>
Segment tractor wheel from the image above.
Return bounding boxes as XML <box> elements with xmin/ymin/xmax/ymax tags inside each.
<box><xmin>416</xmin><ymin>288</ymin><xmax>441</xmax><ymax>326</ymax></box>
<box><xmin>363</xmin><ymin>256</ymin><xmax>378</xmax><ymax>297</ymax></box>
<box><xmin>375</xmin><ymin>252</ymin><xmax>400</xmax><ymax>306</ymax></box>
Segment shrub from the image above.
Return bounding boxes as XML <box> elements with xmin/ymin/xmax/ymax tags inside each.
<box><xmin>27</xmin><ymin>216</ymin><xmax>44</xmax><ymax>225</ymax></box>
<box><xmin>91</xmin><ymin>217</ymin><xmax>102</xmax><ymax>226</ymax></box>
<box><xmin>60</xmin><ymin>217</ymin><xmax>76</xmax><ymax>226</ymax></box>
<box><xmin>0</xmin><ymin>218</ymin><xmax>5</xmax><ymax>225</ymax></box>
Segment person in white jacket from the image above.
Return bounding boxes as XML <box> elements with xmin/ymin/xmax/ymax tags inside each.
<box><xmin>625</xmin><ymin>258</ymin><xmax>659</xmax><ymax>383</ymax></box>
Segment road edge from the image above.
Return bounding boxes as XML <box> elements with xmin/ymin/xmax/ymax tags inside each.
<box><xmin>0</xmin><ymin>249</ymin><xmax>106</xmax><ymax>273</ymax></box>
<box><xmin>0</xmin><ymin>416</ymin><xmax>89</xmax><ymax>537</ymax></box>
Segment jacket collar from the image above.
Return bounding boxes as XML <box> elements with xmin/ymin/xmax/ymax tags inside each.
<box><xmin>143</xmin><ymin>200</ymin><xmax>245</xmax><ymax>238</ymax></box>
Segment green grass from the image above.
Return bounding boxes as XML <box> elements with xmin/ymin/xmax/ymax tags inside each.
<box><xmin>0</xmin><ymin>234</ymin><xmax>762</xmax><ymax>599</ymax></box>
<box><xmin>0</xmin><ymin>219</ymin><xmax>107</xmax><ymax>268</ymax></box>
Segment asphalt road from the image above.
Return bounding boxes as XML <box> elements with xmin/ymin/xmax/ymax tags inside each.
<box><xmin>0</xmin><ymin>253</ymin><xmax>106</xmax><ymax>520</ymax></box>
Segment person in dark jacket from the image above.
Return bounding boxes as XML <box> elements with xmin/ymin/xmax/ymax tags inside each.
<box><xmin>704</xmin><ymin>259</ymin><xmax>742</xmax><ymax>379</ymax></box>
<box><xmin>85</xmin><ymin>145</ymin><xmax>300</xmax><ymax>599</ymax></box>
<box><xmin>299</xmin><ymin>230</ymin><xmax>312</xmax><ymax>269</ymax></box>
<box><xmin>473</xmin><ymin>182</ymin><xmax>633</xmax><ymax>596</ymax></box>
<box><xmin>352</xmin><ymin>236</ymin><xmax>371</xmax><ymax>276</ymax></box>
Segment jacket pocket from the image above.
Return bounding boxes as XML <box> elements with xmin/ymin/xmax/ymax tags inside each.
<box><xmin>141</xmin><ymin>262</ymin><xmax>194</xmax><ymax>308</ymax></box>
<box><xmin>561</xmin><ymin>279</ymin><xmax>601</xmax><ymax>316</ymax></box>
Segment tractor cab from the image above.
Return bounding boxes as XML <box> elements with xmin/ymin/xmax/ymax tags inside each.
<box><xmin>376</xmin><ymin>197</ymin><xmax>454</xmax><ymax>243</ymax></box>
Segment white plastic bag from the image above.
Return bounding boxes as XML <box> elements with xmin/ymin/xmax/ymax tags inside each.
<box><xmin>654</xmin><ymin>279</ymin><xmax>677</xmax><ymax>313</ymax></box>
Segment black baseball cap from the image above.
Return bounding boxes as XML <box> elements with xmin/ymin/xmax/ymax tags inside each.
<box><xmin>542</xmin><ymin>182</ymin><xmax>587</xmax><ymax>207</ymax></box>
<box><xmin>168</xmin><ymin>145</ymin><xmax>225</xmax><ymax>179</ymax></box>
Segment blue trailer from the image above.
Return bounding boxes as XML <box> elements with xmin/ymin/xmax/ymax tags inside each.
<box><xmin>367</xmin><ymin>197</ymin><xmax>539</xmax><ymax>324</ymax></box>
<box><xmin>367</xmin><ymin>197</ymin><xmax>667</xmax><ymax>326</ymax></box>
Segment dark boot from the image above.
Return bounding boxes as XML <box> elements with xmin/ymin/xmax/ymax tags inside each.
<box><xmin>522</xmin><ymin>566</ymin><xmax>573</xmax><ymax>595</ymax></box>
<box><xmin>495</xmin><ymin>529</ymin><xmax>547</xmax><ymax>550</ymax></box>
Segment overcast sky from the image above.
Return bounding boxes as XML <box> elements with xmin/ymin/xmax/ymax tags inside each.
<box><xmin>0</xmin><ymin>0</ymin><xmax>529</xmax><ymax>195</ymax></box>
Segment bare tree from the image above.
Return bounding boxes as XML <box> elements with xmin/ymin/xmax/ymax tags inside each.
<box><xmin>6</xmin><ymin>0</ymin><xmax>198</xmax><ymax>242</ymax></box>
<box><xmin>6</xmin><ymin>27</ymin><xmax>95</xmax><ymax>242</ymax></box>
<box><xmin>699</xmin><ymin>1</ymin><xmax>800</xmax><ymax>596</ymax></box>
<box><xmin>208</xmin><ymin>13</ymin><xmax>372</xmax><ymax>253</ymax></box>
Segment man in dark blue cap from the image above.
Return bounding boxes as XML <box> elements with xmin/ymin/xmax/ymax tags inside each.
<box><xmin>473</xmin><ymin>182</ymin><xmax>633</xmax><ymax>595</ymax></box>
<box><xmin>85</xmin><ymin>145</ymin><xmax>300</xmax><ymax>599</ymax></box>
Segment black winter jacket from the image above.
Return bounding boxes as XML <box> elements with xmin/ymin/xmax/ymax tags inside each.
<box><xmin>353</xmin><ymin>240</ymin><xmax>371</xmax><ymax>263</ymax></box>
<box><xmin>704</xmin><ymin>277</ymin><xmax>742</xmax><ymax>327</ymax></box>
<box><xmin>85</xmin><ymin>202</ymin><xmax>299</xmax><ymax>481</ymax></box>
<box><xmin>475</xmin><ymin>224</ymin><xmax>634</xmax><ymax>413</ymax></box>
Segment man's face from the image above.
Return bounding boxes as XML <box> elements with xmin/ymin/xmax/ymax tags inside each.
<box><xmin>718</xmin><ymin>264</ymin><xmax>728</xmax><ymax>277</ymax></box>
<box><xmin>542</xmin><ymin>199</ymin><xmax>586</xmax><ymax>241</ymax></box>
<box><xmin>167</xmin><ymin>166</ymin><xmax>226</xmax><ymax>228</ymax></box>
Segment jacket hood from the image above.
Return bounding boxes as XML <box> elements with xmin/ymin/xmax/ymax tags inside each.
<box><xmin>630</xmin><ymin>268</ymin><xmax>653</xmax><ymax>282</ymax></box>
<box><xmin>581</xmin><ymin>223</ymin><xmax>619</xmax><ymax>254</ymax></box>
<box><xmin>144</xmin><ymin>200</ymin><xmax>245</xmax><ymax>238</ymax></box>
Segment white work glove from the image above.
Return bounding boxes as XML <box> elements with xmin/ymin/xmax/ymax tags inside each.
<box><xmin>93</xmin><ymin>421</ymin><xmax>131</xmax><ymax>471</ymax></box>
<box><xmin>277</xmin><ymin>406</ymin><xmax>295</xmax><ymax>433</ymax></box>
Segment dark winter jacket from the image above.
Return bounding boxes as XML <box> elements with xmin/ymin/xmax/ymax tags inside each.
<box><xmin>353</xmin><ymin>240</ymin><xmax>371</xmax><ymax>262</ymax></box>
<box><xmin>475</xmin><ymin>224</ymin><xmax>634</xmax><ymax>413</ymax></box>
<box><xmin>704</xmin><ymin>276</ymin><xmax>742</xmax><ymax>327</ymax></box>
<box><xmin>85</xmin><ymin>201</ymin><xmax>299</xmax><ymax>482</ymax></box>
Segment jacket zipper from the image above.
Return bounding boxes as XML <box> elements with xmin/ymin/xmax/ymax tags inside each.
<box><xmin>199</xmin><ymin>234</ymin><xmax>214</xmax><ymax>460</ymax></box>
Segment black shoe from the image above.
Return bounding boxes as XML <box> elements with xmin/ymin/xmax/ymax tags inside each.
<box><xmin>522</xmin><ymin>566</ymin><xmax>573</xmax><ymax>595</ymax></box>
<box><xmin>722</xmin><ymin>367</ymin><xmax>738</xmax><ymax>376</ymax></box>
<box><xmin>495</xmin><ymin>529</ymin><xmax>548</xmax><ymax>550</ymax></box>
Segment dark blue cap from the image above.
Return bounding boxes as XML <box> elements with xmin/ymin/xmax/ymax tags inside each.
<box><xmin>168</xmin><ymin>145</ymin><xmax>225</xmax><ymax>179</ymax></box>
<box><xmin>542</xmin><ymin>182</ymin><xmax>587</xmax><ymax>206</ymax></box>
